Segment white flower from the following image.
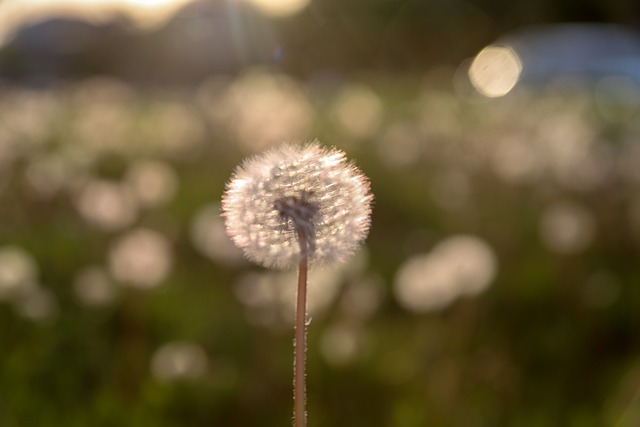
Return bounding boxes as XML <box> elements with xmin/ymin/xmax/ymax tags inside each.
<box><xmin>222</xmin><ymin>142</ymin><xmax>373</xmax><ymax>269</ymax></box>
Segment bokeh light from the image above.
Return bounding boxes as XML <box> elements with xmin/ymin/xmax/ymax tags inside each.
<box><xmin>74</xmin><ymin>179</ymin><xmax>139</xmax><ymax>232</ymax></box>
<box><xmin>0</xmin><ymin>246</ymin><xmax>39</xmax><ymax>301</ymax></box>
<box><xmin>13</xmin><ymin>286</ymin><xmax>58</xmax><ymax>322</ymax></box>
<box><xmin>203</xmin><ymin>70</ymin><xmax>313</xmax><ymax>152</ymax></box>
<box><xmin>108</xmin><ymin>228</ymin><xmax>173</xmax><ymax>289</ymax></box>
<box><xmin>376</xmin><ymin>121</ymin><xmax>423</xmax><ymax>169</ymax></box>
<box><xmin>70</xmin><ymin>82</ymin><xmax>133</xmax><ymax>158</ymax></box>
<box><xmin>429</xmin><ymin>169</ymin><xmax>471</xmax><ymax>212</ymax></box>
<box><xmin>151</xmin><ymin>340</ymin><xmax>209</xmax><ymax>382</ymax></box>
<box><xmin>25</xmin><ymin>154</ymin><xmax>73</xmax><ymax>199</ymax></box>
<box><xmin>331</xmin><ymin>84</ymin><xmax>384</xmax><ymax>141</ymax></box>
<box><xmin>394</xmin><ymin>235</ymin><xmax>497</xmax><ymax>313</ymax></box>
<box><xmin>539</xmin><ymin>201</ymin><xmax>596</xmax><ymax>254</ymax></box>
<box><xmin>125</xmin><ymin>159</ymin><xmax>179</xmax><ymax>209</ymax></box>
<box><xmin>137</xmin><ymin>100</ymin><xmax>206</xmax><ymax>158</ymax></box>
<box><xmin>468</xmin><ymin>46</ymin><xmax>522</xmax><ymax>97</ymax></box>
<box><xmin>243</xmin><ymin>0</ymin><xmax>310</xmax><ymax>17</ymax></box>
<box><xmin>190</xmin><ymin>203</ymin><xmax>246</xmax><ymax>266</ymax></box>
<box><xmin>320</xmin><ymin>323</ymin><xmax>362</xmax><ymax>366</ymax></box>
<box><xmin>232</xmin><ymin>256</ymin><xmax>367</xmax><ymax>327</ymax></box>
<box><xmin>338</xmin><ymin>274</ymin><xmax>385</xmax><ymax>321</ymax></box>
<box><xmin>73</xmin><ymin>266</ymin><xmax>118</xmax><ymax>307</ymax></box>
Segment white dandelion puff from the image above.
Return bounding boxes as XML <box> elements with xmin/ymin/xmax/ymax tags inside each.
<box><xmin>221</xmin><ymin>142</ymin><xmax>373</xmax><ymax>269</ymax></box>
<box><xmin>221</xmin><ymin>141</ymin><xmax>373</xmax><ymax>427</ymax></box>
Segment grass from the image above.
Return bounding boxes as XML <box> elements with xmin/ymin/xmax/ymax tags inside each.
<box><xmin>0</xmin><ymin>70</ymin><xmax>639</xmax><ymax>426</ymax></box>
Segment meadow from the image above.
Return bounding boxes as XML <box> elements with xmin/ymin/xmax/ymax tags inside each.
<box><xmin>0</xmin><ymin>69</ymin><xmax>639</xmax><ymax>427</ymax></box>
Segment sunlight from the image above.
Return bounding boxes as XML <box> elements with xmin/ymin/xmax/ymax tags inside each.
<box><xmin>0</xmin><ymin>0</ymin><xmax>194</xmax><ymax>47</ymax></box>
<box><xmin>468</xmin><ymin>45</ymin><xmax>522</xmax><ymax>97</ymax></box>
<box><xmin>243</xmin><ymin>0</ymin><xmax>310</xmax><ymax>18</ymax></box>
<box><xmin>124</xmin><ymin>0</ymin><xmax>183</xmax><ymax>9</ymax></box>
<box><xmin>118</xmin><ymin>0</ymin><xmax>195</xmax><ymax>24</ymax></box>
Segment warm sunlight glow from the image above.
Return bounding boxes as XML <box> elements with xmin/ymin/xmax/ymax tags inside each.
<box><xmin>124</xmin><ymin>0</ymin><xmax>183</xmax><ymax>8</ymax></box>
<box><xmin>469</xmin><ymin>46</ymin><xmax>522</xmax><ymax>97</ymax></box>
<box><xmin>0</xmin><ymin>0</ymin><xmax>194</xmax><ymax>47</ymax></box>
<box><xmin>243</xmin><ymin>0</ymin><xmax>309</xmax><ymax>18</ymax></box>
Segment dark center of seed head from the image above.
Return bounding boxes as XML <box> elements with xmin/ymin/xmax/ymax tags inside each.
<box><xmin>274</xmin><ymin>192</ymin><xmax>320</xmax><ymax>254</ymax></box>
<box><xmin>275</xmin><ymin>192</ymin><xmax>319</xmax><ymax>227</ymax></box>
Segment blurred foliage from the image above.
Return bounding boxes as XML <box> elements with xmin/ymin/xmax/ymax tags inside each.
<box><xmin>0</xmin><ymin>70</ymin><xmax>639</xmax><ymax>427</ymax></box>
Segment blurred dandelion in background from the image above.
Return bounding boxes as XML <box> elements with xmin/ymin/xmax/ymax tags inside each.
<box><xmin>108</xmin><ymin>228</ymin><xmax>173</xmax><ymax>289</ymax></box>
<box><xmin>539</xmin><ymin>201</ymin><xmax>596</xmax><ymax>254</ymax></box>
<box><xmin>125</xmin><ymin>159</ymin><xmax>179</xmax><ymax>209</ymax></box>
<box><xmin>376</xmin><ymin>121</ymin><xmax>423</xmax><ymax>169</ymax></box>
<box><xmin>394</xmin><ymin>235</ymin><xmax>497</xmax><ymax>313</ymax></box>
<box><xmin>338</xmin><ymin>273</ymin><xmax>385</xmax><ymax>321</ymax></box>
<box><xmin>0</xmin><ymin>89</ymin><xmax>59</xmax><ymax>147</ymax></box>
<box><xmin>0</xmin><ymin>246</ymin><xmax>39</xmax><ymax>301</ymax></box>
<box><xmin>538</xmin><ymin>121</ymin><xmax>610</xmax><ymax>192</ymax></box>
<box><xmin>490</xmin><ymin>136</ymin><xmax>543</xmax><ymax>185</ymax></box>
<box><xmin>73</xmin><ymin>265</ymin><xmax>118</xmax><ymax>307</ymax></box>
<box><xmin>190</xmin><ymin>203</ymin><xmax>245</xmax><ymax>266</ymax></box>
<box><xmin>320</xmin><ymin>322</ymin><xmax>363</xmax><ymax>366</ymax></box>
<box><xmin>71</xmin><ymin>97</ymin><xmax>132</xmax><ymax>158</ymax></box>
<box><xmin>25</xmin><ymin>154</ymin><xmax>73</xmax><ymax>199</ymax></box>
<box><xmin>429</xmin><ymin>169</ymin><xmax>471</xmax><ymax>212</ymax></box>
<box><xmin>233</xmin><ymin>264</ymin><xmax>352</xmax><ymax>328</ymax></box>
<box><xmin>138</xmin><ymin>100</ymin><xmax>206</xmax><ymax>158</ymax></box>
<box><xmin>13</xmin><ymin>286</ymin><xmax>58</xmax><ymax>322</ymax></box>
<box><xmin>331</xmin><ymin>84</ymin><xmax>384</xmax><ymax>141</ymax></box>
<box><xmin>151</xmin><ymin>340</ymin><xmax>209</xmax><ymax>382</ymax></box>
<box><xmin>74</xmin><ymin>179</ymin><xmax>139</xmax><ymax>232</ymax></box>
<box><xmin>208</xmin><ymin>71</ymin><xmax>313</xmax><ymax>153</ymax></box>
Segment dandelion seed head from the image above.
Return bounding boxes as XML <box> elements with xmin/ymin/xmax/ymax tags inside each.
<box><xmin>222</xmin><ymin>142</ymin><xmax>373</xmax><ymax>269</ymax></box>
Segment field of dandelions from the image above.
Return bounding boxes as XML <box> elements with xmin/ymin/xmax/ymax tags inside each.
<box><xmin>1</xmin><ymin>69</ymin><xmax>639</xmax><ymax>427</ymax></box>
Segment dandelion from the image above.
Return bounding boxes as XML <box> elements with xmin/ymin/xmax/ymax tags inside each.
<box><xmin>222</xmin><ymin>142</ymin><xmax>373</xmax><ymax>269</ymax></box>
<box><xmin>222</xmin><ymin>141</ymin><xmax>373</xmax><ymax>427</ymax></box>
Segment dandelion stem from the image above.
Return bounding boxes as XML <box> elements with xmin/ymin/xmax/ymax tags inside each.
<box><xmin>294</xmin><ymin>228</ymin><xmax>308</xmax><ymax>427</ymax></box>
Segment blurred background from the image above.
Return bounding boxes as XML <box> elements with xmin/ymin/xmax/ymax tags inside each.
<box><xmin>1</xmin><ymin>0</ymin><xmax>640</xmax><ymax>426</ymax></box>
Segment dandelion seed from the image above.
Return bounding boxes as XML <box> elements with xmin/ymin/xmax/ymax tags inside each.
<box><xmin>221</xmin><ymin>142</ymin><xmax>373</xmax><ymax>269</ymax></box>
